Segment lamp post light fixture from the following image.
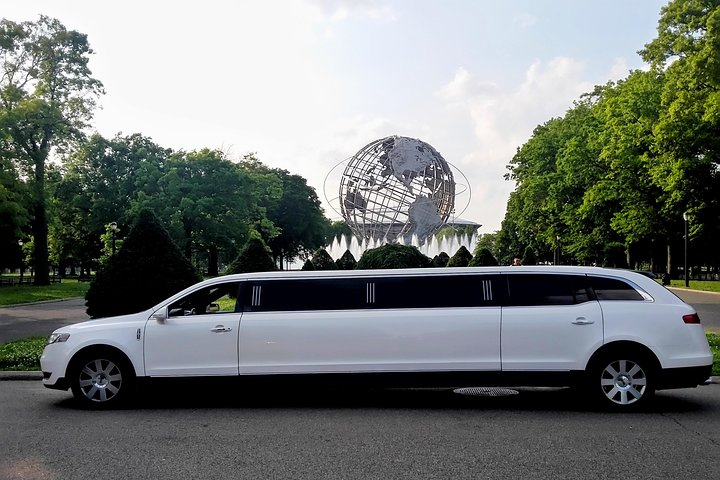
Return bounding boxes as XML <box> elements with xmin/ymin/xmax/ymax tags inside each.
<box><xmin>109</xmin><ymin>222</ymin><xmax>119</xmax><ymax>256</ymax></box>
<box><xmin>18</xmin><ymin>239</ymin><xmax>24</xmax><ymax>280</ymax></box>
<box><xmin>683</xmin><ymin>212</ymin><xmax>689</xmax><ymax>288</ymax></box>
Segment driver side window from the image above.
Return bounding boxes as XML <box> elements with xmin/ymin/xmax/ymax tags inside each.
<box><xmin>167</xmin><ymin>282</ymin><xmax>240</xmax><ymax>317</ymax></box>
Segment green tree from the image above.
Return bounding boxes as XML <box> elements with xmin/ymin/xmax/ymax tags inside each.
<box><xmin>0</xmin><ymin>16</ymin><xmax>103</xmax><ymax>284</ymax></box>
<box><xmin>0</xmin><ymin>157</ymin><xmax>28</xmax><ymax>269</ymax></box>
<box><xmin>85</xmin><ymin>209</ymin><xmax>201</xmax><ymax>318</ymax></box>
<box><xmin>311</xmin><ymin>248</ymin><xmax>336</xmax><ymax>270</ymax></box>
<box><xmin>468</xmin><ymin>248</ymin><xmax>499</xmax><ymax>267</ymax></box>
<box><xmin>225</xmin><ymin>234</ymin><xmax>276</xmax><ymax>274</ymax></box>
<box><xmin>335</xmin><ymin>249</ymin><xmax>357</xmax><ymax>270</ymax></box>
<box><xmin>431</xmin><ymin>252</ymin><xmax>450</xmax><ymax>267</ymax></box>
<box><xmin>640</xmin><ymin>0</ymin><xmax>720</xmax><ymax>271</ymax></box>
<box><xmin>447</xmin><ymin>246</ymin><xmax>473</xmax><ymax>267</ymax></box>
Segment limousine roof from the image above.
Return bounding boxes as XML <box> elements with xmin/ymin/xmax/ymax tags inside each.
<box><xmin>152</xmin><ymin>265</ymin><xmax>668</xmax><ymax>313</ymax></box>
<box><xmin>206</xmin><ymin>265</ymin><xmax>655</xmax><ymax>284</ymax></box>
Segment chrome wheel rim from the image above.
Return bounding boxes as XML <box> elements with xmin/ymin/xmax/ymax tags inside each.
<box><xmin>600</xmin><ymin>359</ymin><xmax>647</xmax><ymax>405</ymax></box>
<box><xmin>78</xmin><ymin>359</ymin><xmax>122</xmax><ymax>402</ymax></box>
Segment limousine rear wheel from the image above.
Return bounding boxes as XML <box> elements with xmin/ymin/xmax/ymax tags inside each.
<box><xmin>590</xmin><ymin>352</ymin><xmax>655</xmax><ymax>410</ymax></box>
<box><xmin>69</xmin><ymin>349</ymin><xmax>134</xmax><ymax>408</ymax></box>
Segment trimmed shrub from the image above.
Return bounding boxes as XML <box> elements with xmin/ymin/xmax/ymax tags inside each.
<box><xmin>468</xmin><ymin>248</ymin><xmax>499</xmax><ymax>266</ymax></box>
<box><xmin>447</xmin><ymin>246</ymin><xmax>473</xmax><ymax>267</ymax></box>
<box><xmin>226</xmin><ymin>236</ymin><xmax>276</xmax><ymax>274</ymax></box>
<box><xmin>301</xmin><ymin>258</ymin><xmax>315</xmax><ymax>271</ymax></box>
<box><xmin>311</xmin><ymin>248</ymin><xmax>336</xmax><ymax>270</ymax></box>
<box><xmin>431</xmin><ymin>252</ymin><xmax>450</xmax><ymax>267</ymax></box>
<box><xmin>85</xmin><ymin>209</ymin><xmax>201</xmax><ymax>318</ymax></box>
<box><xmin>335</xmin><ymin>249</ymin><xmax>357</xmax><ymax>270</ymax></box>
<box><xmin>357</xmin><ymin>243</ymin><xmax>430</xmax><ymax>269</ymax></box>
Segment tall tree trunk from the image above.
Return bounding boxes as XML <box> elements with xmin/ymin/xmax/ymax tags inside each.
<box><xmin>667</xmin><ymin>241</ymin><xmax>673</xmax><ymax>277</ymax></box>
<box><xmin>32</xmin><ymin>156</ymin><xmax>50</xmax><ymax>286</ymax></box>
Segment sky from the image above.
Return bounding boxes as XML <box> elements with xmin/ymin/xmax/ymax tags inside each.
<box><xmin>3</xmin><ymin>0</ymin><xmax>668</xmax><ymax>233</ymax></box>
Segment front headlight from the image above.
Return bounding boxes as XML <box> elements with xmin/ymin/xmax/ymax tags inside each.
<box><xmin>47</xmin><ymin>333</ymin><xmax>70</xmax><ymax>345</ymax></box>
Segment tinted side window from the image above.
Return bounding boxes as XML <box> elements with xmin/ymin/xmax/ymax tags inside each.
<box><xmin>590</xmin><ymin>276</ymin><xmax>644</xmax><ymax>301</ymax></box>
<box><xmin>506</xmin><ymin>274</ymin><xmax>591</xmax><ymax>306</ymax></box>
<box><xmin>372</xmin><ymin>275</ymin><xmax>502</xmax><ymax>309</ymax></box>
<box><xmin>243</xmin><ymin>278</ymin><xmax>366</xmax><ymax>312</ymax></box>
<box><xmin>168</xmin><ymin>282</ymin><xmax>240</xmax><ymax>317</ymax></box>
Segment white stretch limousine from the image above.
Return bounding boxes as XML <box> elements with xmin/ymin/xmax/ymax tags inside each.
<box><xmin>41</xmin><ymin>266</ymin><xmax>713</xmax><ymax>409</ymax></box>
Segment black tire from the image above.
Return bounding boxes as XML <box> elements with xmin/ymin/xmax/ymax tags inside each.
<box><xmin>588</xmin><ymin>351</ymin><xmax>656</xmax><ymax>411</ymax></box>
<box><xmin>69</xmin><ymin>349</ymin><xmax>135</xmax><ymax>408</ymax></box>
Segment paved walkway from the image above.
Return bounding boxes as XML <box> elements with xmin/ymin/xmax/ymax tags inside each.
<box><xmin>0</xmin><ymin>298</ymin><xmax>88</xmax><ymax>344</ymax></box>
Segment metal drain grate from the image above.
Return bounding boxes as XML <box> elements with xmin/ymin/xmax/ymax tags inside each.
<box><xmin>453</xmin><ymin>387</ymin><xmax>519</xmax><ymax>397</ymax></box>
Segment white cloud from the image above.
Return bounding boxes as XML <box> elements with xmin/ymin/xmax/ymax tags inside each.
<box><xmin>435</xmin><ymin>57</ymin><xmax>600</xmax><ymax>232</ymax></box>
<box><xmin>303</xmin><ymin>0</ymin><xmax>396</xmax><ymax>22</ymax></box>
<box><xmin>513</xmin><ymin>12</ymin><xmax>537</xmax><ymax>29</ymax></box>
<box><xmin>436</xmin><ymin>67</ymin><xmax>498</xmax><ymax>102</ymax></box>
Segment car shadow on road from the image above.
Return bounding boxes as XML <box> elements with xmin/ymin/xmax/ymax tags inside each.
<box><xmin>50</xmin><ymin>379</ymin><xmax>714</xmax><ymax>414</ymax></box>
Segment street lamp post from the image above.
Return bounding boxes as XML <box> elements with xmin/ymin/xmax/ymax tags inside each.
<box><xmin>17</xmin><ymin>239</ymin><xmax>24</xmax><ymax>281</ymax></box>
<box><xmin>683</xmin><ymin>212</ymin><xmax>689</xmax><ymax>288</ymax></box>
<box><xmin>555</xmin><ymin>235</ymin><xmax>560</xmax><ymax>265</ymax></box>
<box><xmin>110</xmin><ymin>222</ymin><xmax>118</xmax><ymax>255</ymax></box>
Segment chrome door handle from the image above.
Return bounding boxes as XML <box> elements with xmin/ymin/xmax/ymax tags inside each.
<box><xmin>572</xmin><ymin>317</ymin><xmax>594</xmax><ymax>325</ymax></box>
<box><xmin>210</xmin><ymin>325</ymin><xmax>232</xmax><ymax>333</ymax></box>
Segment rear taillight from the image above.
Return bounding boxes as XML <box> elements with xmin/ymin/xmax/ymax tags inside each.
<box><xmin>683</xmin><ymin>313</ymin><xmax>701</xmax><ymax>324</ymax></box>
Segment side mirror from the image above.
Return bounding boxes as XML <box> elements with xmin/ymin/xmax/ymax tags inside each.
<box><xmin>207</xmin><ymin>303</ymin><xmax>220</xmax><ymax>313</ymax></box>
<box><xmin>152</xmin><ymin>311</ymin><xmax>167</xmax><ymax>323</ymax></box>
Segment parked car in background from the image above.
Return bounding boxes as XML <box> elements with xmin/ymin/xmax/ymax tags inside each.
<box><xmin>41</xmin><ymin>266</ymin><xmax>712</xmax><ymax>410</ymax></box>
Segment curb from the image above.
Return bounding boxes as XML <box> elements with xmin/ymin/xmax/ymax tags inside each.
<box><xmin>0</xmin><ymin>297</ymin><xmax>85</xmax><ymax>309</ymax></box>
<box><xmin>0</xmin><ymin>371</ymin><xmax>718</xmax><ymax>384</ymax></box>
<box><xmin>667</xmin><ymin>287</ymin><xmax>720</xmax><ymax>296</ymax></box>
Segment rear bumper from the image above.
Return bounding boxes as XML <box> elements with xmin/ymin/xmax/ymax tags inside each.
<box><xmin>656</xmin><ymin>364</ymin><xmax>713</xmax><ymax>390</ymax></box>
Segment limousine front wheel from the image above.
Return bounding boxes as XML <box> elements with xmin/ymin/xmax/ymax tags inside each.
<box><xmin>591</xmin><ymin>354</ymin><xmax>655</xmax><ymax>409</ymax></box>
<box><xmin>69</xmin><ymin>350</ymin><xmax>134</xmax><ymax>408</ymax></box>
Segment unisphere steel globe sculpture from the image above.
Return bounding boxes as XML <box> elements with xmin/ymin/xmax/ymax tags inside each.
<box><xmin>339</xmin><ymin>136</ymin><xmax>455</xmax><ymax>242</ymax></box>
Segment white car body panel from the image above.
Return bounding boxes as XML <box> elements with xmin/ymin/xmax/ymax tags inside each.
<box><xmin>144</xmin><ymin>312</ymin><xmax>241</xmax><ymax>376</ymax></box>
<box><xmin>501</xmin><ymin>301</ymin><xmax>604</xmax><ymax>371</ymax></box>
<box><xmin>238</xmin><ymin>307</ymin><xmax>501</xmax><ymax>374</ymax></box>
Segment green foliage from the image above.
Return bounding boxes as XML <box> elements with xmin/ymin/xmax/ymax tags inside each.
<box><xmin>301</xmin><ymin>259</ymin><xmax>315</xmax><ymax>271</ymax></box>
<box><xmin>431</xmin><ymin>252</ymin><xmax>450</xmax><ymax>267</ymax></box>
<box><xmin>328</xmin><ymin>222</ymin><xmax>353</xmax><ymax>240</ymax></box>
<box><xmin>335</xmin><ymin>249</ymin><xmax>357</xmax><ymax>270</ymax></box>
<box><xmin>225</xmin><ymin>236</ymin><xmax>276</xmax><ymax>274</ymax></box>
<box><xmin>0</xmin><ymin>16</ymin><xmax>103</xmax><ymax>285</ymax></box>
<box><xmin>357</xmin><ymin>243</ymin><xmax>430</xmax><ymax>269</ymax></box>
<box><xmin>447</xmin><ymin>246</ymin><xmax>473</xmax><ymax>267</ymax></box>
<box><xmin>469</xmin><ymin>248</ymin><xmax>499</xmax><ymax>266</ymax></box>
<box><xmin>244</xmin><ymin>161</ymin><xmax>331</xmax><ymax>267</ymax></box>
<box><xmin>522</xmin><ymin>246</ymin><xmax>537</xmax><ymax>266</ymax></box>
<box><xmin>0</xmin><ymin>336</ymin><xmax>46</xmax><ymax>371</ymax></box>
<box><xmin>85</xmin><ymin>209</ymin><xmax>201</xmax><ymax>318</ymax></box>
<box><xmin>311</xmin><ymin>248</ymin><xmax>336</xmax><ymax>270</ymax></box>
<box><xmin>707</xmin><ymin>333</ymin><xmax>720</xmax><ymax>376</ymax></box>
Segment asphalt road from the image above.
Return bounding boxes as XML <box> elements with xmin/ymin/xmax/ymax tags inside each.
<box><xmin>0</xmin><ymin>381</ymin><xmax>718</xmax><ymax>480</ymax></box>
<box><xmin>0</xmin><ymin>298</ymin><xmax>89</xmax><ymax>344</ymax></box>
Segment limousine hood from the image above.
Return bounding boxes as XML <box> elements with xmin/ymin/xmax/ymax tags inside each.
<box><xmin>54</xmin><ymin>309</ymin><xmax>151</xmax><ymax>335</ymax></box>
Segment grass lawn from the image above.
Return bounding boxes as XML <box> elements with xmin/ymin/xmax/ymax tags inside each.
<box><xmin>0</xmin><ymin>279</ymin><xmax>89</xmax><ymax>307</ymax></box>
<box><xmin>2</xmin><ymin>333</ymin><xmax>720</xmax><ymax>375</ymax></box>
<box><xmin>669</xmin><ymin>280</ymin><xmax>720</xmax><ymax>293</ymax></box>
